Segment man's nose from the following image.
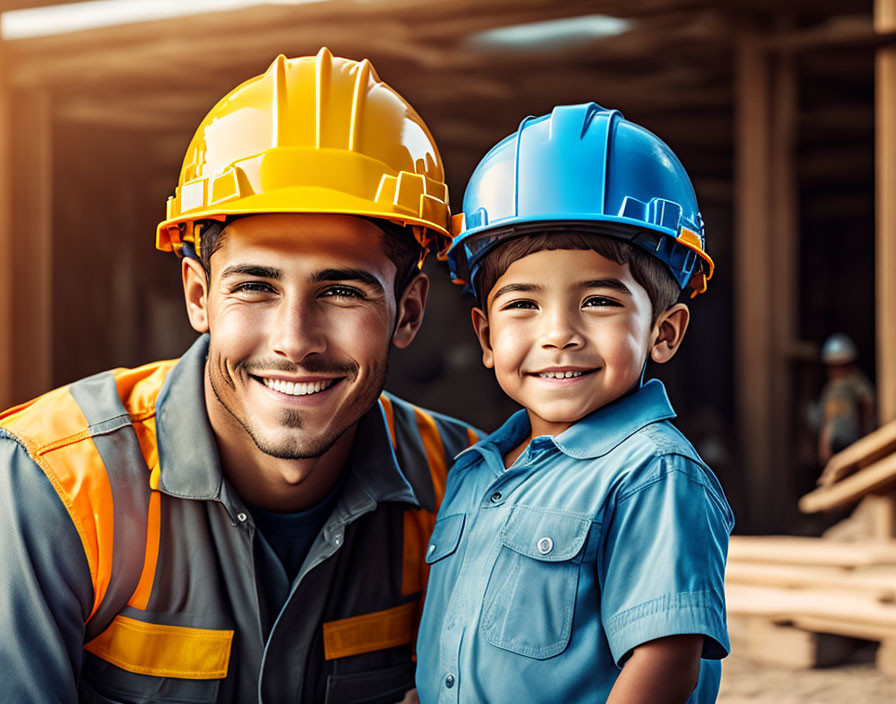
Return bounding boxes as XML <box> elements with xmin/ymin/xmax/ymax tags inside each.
<box><xmin>270</xmin><ymin>297</ymin><xmax>327</xmax><ymax>362</ymax></box>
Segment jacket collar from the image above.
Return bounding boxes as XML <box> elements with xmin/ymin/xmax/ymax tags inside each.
<box><xmin>155</xmin><ymin>335</ymin><xmax>418</xmax><ymax>512</ymax></box>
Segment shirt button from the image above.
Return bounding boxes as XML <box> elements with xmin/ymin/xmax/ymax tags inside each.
<box><xmin>334</xmin><ymin>536</ymin><xmax>342</xmax><ymax>547</ymax></box>
<box><xmin>236</xmin><ymin>512</ymin><xmax>248</xmax><ymax>523</ymax></box>
<box><xmin>537</xmin><ymin>536</ymin><xmax>553</xmax><ymax>554</ymax></box>
<box><xmin>445</xmin><ymin>674</ymin><xmax>455</xmax><ymax>688</ymax></box>
<box><xmin>490</xmin><ymin>491</ymin><xmax>502</xmax><ymax>503</ymax></box>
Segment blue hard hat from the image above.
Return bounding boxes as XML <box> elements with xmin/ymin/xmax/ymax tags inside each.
<box><xmin>447</xmin><ymin>103</ymin><xmax>714</xmax><ymax>300</ymax></box>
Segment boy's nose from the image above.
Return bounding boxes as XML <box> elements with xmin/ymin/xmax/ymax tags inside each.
<box><xmin>271</xmin><ymin>299</ymin><xmax>327</xmax><ymax>362</ymax></box>
<box><xmin>540</xmin><ymin>310</ymin><xmax>585</xmax><ymax>350</ymax></box>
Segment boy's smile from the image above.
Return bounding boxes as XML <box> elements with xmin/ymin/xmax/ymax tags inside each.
<box><xmin>472</xmin><ymin>248</ymin><xmax>664</xmax><ymax>438</ymax></box>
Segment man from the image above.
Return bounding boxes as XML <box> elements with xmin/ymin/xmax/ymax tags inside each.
<box><xmin>0</xmin><ymin>49</ymin><xmax>476</xmax><ymax>703</ymax></box>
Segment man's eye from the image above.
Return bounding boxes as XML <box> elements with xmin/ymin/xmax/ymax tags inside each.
<box><xmin>232</xmin><ymin>281</ymin><xmax>274</xmax><ymax>294</ymax></box>
<box><xmin>322</xmin><ymin>285</ymin><xmax>364</xmax><ymax>299</ymax></box>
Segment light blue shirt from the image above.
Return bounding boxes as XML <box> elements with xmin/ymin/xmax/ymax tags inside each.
<box><xmin>416</xmin><ymin>379</ymin><xmax>734</xmax><ymax>704</ymax></box>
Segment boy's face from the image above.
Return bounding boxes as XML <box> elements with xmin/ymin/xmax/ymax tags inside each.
<box><xmin>472</xmin><ymin>248</ymin><xmax>688</xmax><ymax>438</ymax></box>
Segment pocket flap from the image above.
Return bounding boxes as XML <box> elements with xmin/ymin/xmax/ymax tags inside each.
<box><xmin>424</xmin><ymin>513</ymin><xmax>465</xmax><ymax>564</ymax></box>
<box><xmin>501</xmin><ymin>506</ymin><xmax>590</xmax><ymax>561</ymax></box>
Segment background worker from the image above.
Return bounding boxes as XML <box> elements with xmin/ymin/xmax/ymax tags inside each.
<box><xmin>0</xmin><ymin>49</ymin><xmax>475</xmax><ymax>703</ymax></box>
<box><xmin>817</xmin><ymin>332</ymin><xmax>875</xmax><ymax>466</ymax></box>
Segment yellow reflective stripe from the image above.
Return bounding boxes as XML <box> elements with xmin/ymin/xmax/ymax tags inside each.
<box><xmin>322</xmin><ymin>601</ymin><xmax>417</xmax><ymax>660</ymax></box>
<box><xmin>379</xmin><ymin>394</ymin><xmax>397</xmax><ymax>448</ymax></box>
<box><xmin>84</xmin><ymin>615</ymin><xmax>233</xmax><ymax>680</ymax></box>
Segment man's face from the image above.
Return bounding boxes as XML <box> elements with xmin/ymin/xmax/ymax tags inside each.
<box><xmin>186</xmin><ymin>213</ymin><xmax>418</xmax><ymax>460</ymax></box>
<box><xmin>473</xmin><ymin>248</ymin><xmax>658</xmax><ymax>438</ymax></box>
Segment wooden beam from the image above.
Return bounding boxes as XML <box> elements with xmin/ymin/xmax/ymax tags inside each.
<box><xmin>0</xmin><ymin>43</ymin><xmax>12</xmax><ymax>410</ymax></box>
<box><xmin>728</xmin><ymin>535</ymin><xmax>896</xmax><ymax>566</ymax></box>
<box><xmin>735</xmin><ymin>26</ymin><xmax>798</xmax><ymax>531</ymax></box>
<box><xmin>10</xmin><ymin>88</ymin><xmax>52</xmax><ymax>403</ymax></box>
<box><xmin>877</xmin><ymin>0</ymin><xmax>896</xmax><ymax>425</ymax></box>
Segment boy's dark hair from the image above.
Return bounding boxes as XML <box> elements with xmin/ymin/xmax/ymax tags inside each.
<box><xmin>475</xmin><ymin>231</ymin><xmax>680</xmax><ymax>321</ymax></box>
<box><xmin>196</xmin><ymin>216</ymin><xmax>423</xmax><ymax>300</ymax></box>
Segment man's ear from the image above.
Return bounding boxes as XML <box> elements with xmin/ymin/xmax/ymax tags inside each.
<box><xmin>392</xmin><ymin>273</ymin><xmax>429</xmax><ymax>349</ymax></box>
<box><xmin>182</xmin><ymin>257</ymin><xmax>210</xmax><ymax>333</ymax></box>
<box><xmin>650</xmin><ymin>303</ymin><xmax>690</xmax><ymax>364</ymax></box>
<box><xmin>470</xmin><ymin>307</ymin><xmax>494</xmax><ymax>369</ymax></box>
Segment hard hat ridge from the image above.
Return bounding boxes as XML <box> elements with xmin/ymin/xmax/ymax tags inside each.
<box><xmin>157</xmin><ymin>48</ymin><xmax>451</xmax><ymax>257</ymax></box>
<box><xmin>448</xmin><ymin>102</ymin><xmax>713</xmax><ymax>299</ymax></box>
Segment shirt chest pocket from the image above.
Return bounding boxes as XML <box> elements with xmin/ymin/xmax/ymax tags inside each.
<box><xmin>481</xmin><ymin>505</ymin><xmax>591</xmax><ymax>660</ymax></box>
<box><xmin>424</xmin><ymin>513</ymin><xmax>465</xmax><ymax>567</ymax></box>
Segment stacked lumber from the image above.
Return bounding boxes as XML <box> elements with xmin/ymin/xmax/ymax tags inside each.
<box><xmin>726</xmin><ymin>535</ymin><xmax>896</xmax><ymax>676</ymax></box>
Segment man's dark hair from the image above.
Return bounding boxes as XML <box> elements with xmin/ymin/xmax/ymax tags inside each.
<box><xmin>196</xmin><ymin>217</ymin><xmax>424</xmax><ymax>300</ymax></box>
<box><xmin>475</xmin><ymin>231</ymin><xmax>680</xmax><ymax>322</ymax></box>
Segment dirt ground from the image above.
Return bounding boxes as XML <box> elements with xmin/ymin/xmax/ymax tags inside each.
<box><xmin>719</xmin><ymin>638</ymin><xmax>896</xmax><ymax>703</ymax></box>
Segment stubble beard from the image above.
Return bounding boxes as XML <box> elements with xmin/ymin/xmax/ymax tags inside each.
<box><xmin>208</xmin><ymin>351</ymin><xmax>388</xmax><ymax>460</ymax></box>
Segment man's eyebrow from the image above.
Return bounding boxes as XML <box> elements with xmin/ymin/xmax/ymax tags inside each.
<box><xmin>579</xmin><ymin>278</ymin><xmax>632</xmax><ymax>295</ymax></box>
<box><xmin>312</xmin><ymin>268</ymin><xmax>385</xmax><ymax>293</ymax></box>
<box><xmin>220</xmin><ymin>264</ymin><xmax>280</xmax><ymax>279</ymax></box>
<box><xmin>490</xmin><ymin>282</ymin><xmax>543</xmax><ymax>300</ymax></box>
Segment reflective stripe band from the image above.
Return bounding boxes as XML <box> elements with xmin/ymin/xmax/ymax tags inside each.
<box><xmin>84</xmin><ymin>615</ymin><xmax>233</xmax><ymax>679</ymax></box>
<box><xmin>322</xmin><ymin>601</ymin><xmax>417</xmax><ymax>660</ymax></box>
<box><xmin>413</xmin><ymin>408</ymin><xmax>448</xmax><ymax>507</ymax></box>
<box><xmin>128</xmin><ymin>488</ymin><xmax>161</xmax><ymax>610</ymax></box>
<box><xmin>379</xmin><ymin>394</ymin><xmax>397</xmax><ymax>448</ymax></box>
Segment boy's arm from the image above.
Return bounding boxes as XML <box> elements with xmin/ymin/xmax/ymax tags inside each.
<box><xmin>606</xmin><ymin>635</ymin><xmax>703</xmax><ymax>704</ymax></box>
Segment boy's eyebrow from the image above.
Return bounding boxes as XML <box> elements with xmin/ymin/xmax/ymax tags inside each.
<box><xmin>491</xmin><ymin>282</ymin><xmax>544</xmax><ymax>300</ymax></box>
<box><xmin>579</xmin><ymin>278</ymin><xmax>632</xmax><ymax>295</ymax></box>
<box><xmin>220</xmin><ymin>264</ymin><xmax>280</xmax><ymax>279</ymax></box>
<box><xmin>312</xmin><ymin>268</ymin><xmax>385</xmax><ymax>294</ymax></box>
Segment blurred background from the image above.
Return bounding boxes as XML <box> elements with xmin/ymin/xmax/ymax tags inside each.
<box><xmin>0</xmin><ymin>1</ymin><xmax>887</xmax><ymax>541</ymax></box>
<box><xmin>1</xmin><ymin>0</ymin><xmax>896</xmax><ymax>697</ymax></box>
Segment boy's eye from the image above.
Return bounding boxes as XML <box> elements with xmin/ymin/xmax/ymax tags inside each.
<box><xmin>501</xmin><ymin>299</ymin><xmax>538</xmax><ymax>311</ymax></box>
<box><xmin>583</xmin><ymin>296</ymin><xmax>621</xmax><ymax>308</ymax></box>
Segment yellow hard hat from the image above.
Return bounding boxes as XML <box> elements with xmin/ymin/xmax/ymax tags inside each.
<box><xmin>156</xmin><ymin>48</ymin><xmax>450</xmax><ymax>256</ymax></box>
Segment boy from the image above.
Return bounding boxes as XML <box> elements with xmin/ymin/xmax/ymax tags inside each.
<box><xmin>416</xmin><ymin>104</ymin><xmax>733</xmax><ymax>703</ymax></box>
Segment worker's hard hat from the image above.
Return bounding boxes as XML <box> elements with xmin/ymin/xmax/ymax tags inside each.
<box><xmin>447</xmin><ymin>103</ymin><xmax>713</xmax><ymax>299</ymax></box>
<box><xmin>157</xmin><ymin>48</ymin><xmax>450</xmax><ymax>257</ymax></box>
<box><xmin>821</xmin><ymin>333</ymin><xmax>859</xmax><ymax>365</ymax></box>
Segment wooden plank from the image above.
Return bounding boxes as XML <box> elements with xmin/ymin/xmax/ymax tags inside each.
<box><xmin>877</xmin><ymin>639</ymin><xmax>896</xmax><ymax>677</ymax></box>
<box><xmin>793</xmin><ymin>615</ymin><xmax>896</xmax><ymax>643</ymax></box>
<box><xmin>728</xmin><ymin>535</ymin><xmax>896</xmax><ymax>567</ymax></box>
<box><xmin>725</xmin><ymin>561</ymin><xmax>896</xmax><ymax>600</ymax></box>
<box><xmin>817</xmin><ymin>418</ymin><xmax>896</xmax><ymax>487</ymax></box>
<box><xmin>0</xmin><ymin>42</ymin><xmax>11</xmax><ymax>410</ymax></box>
<box><xmin>743</xmin><ymin>617</ymin><xmax>865</xmax><ymax>669</ymax></box>
<box><xmin>799</xmin><ymin>452</ymin><xmax>896</xmax><ymax>512</ymax></box>
<box><xmin>877</xmin><ymin>0</ymin><xmax>896</xmax><ymax>425</ymax></box>
<box><xmin>725</xmin><ymin>583</ymin><xmax>896</xmax><ymax>629</ymax></box>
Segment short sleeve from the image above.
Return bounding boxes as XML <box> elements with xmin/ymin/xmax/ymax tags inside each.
<box><xmin>0</xmin><ymin>433</ymin><xmax>93</xmax><ymax>702</ymax></box>
<box><xmin>598</xmin><ymin>454</ymin><xmax>733</xmax><ymax>666</ymax></box>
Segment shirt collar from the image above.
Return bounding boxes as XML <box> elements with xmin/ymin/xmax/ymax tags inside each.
<box><xmin>552</xmin><ymin>378</ymin><xmax>676</xmax><ymax>459</ymax></box>
<box><xmin>455</xmin><ymin>378</ymin><xmax>676</xmax><ymax>467</ymax></box>
<box><xmin>155</xmin><ymin>335</ymin><xmax>418</xmax><ymax>512</ymax></box>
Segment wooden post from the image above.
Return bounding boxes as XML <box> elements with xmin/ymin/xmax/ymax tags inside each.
<box><xmin>10</xmin><ymin>89</ymin><xmax>53</xmax><ymax>404</ymax></box>
<box><xmin>736</xmin><ymin>29</ymin><xmax>800</xmax><ymax>530</ymax></box>
<box><xmin>0</xmin><ymin>43</ymin><xmax>12</xmax><ymax>410</ymax></box>
<box><xmin>875</xmin><ymin>0</ymin><xmax>896</xmax><ymax>538</ymax></box>
<box><xmin>878</xmin><ymin>0</ymin><xmax>896</xmax><ymax>425</ymax></box>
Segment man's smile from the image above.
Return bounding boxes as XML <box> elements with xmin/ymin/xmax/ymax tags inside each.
<box><xmin>257</xmin><ymin>376</ymin><xmax>341</xmax><ymax>397</ymax></box>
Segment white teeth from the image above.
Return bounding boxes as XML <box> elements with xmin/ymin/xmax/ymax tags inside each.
<box><xmin>539</xmin><ymin>370</ymin><xmax>584</xmax><ymax>379</ymax></box>
<box><xmin>262</xmin><ymin>377</ymin><xmax>336</xmax><ymax>396</ymax></box>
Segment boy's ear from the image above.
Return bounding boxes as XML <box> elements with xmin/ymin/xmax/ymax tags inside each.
<box><xmin>650</xmin><ymin>303</ymin><xmax>690</xmax><ymax>364</ymax></box>
<box><xmin>471</xmin><ymin>307</ymin><xmax>495</xmax><ymax>369</ymax></box>
<box><xmin>392</xmin><ymin>273</ymin><xmax>429</xmax><ymax>349</ymax></box>
<box><xmin>183</xmin><ymin>257</ymin><xmax>210</xmax><ymax>333</ymax></box>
